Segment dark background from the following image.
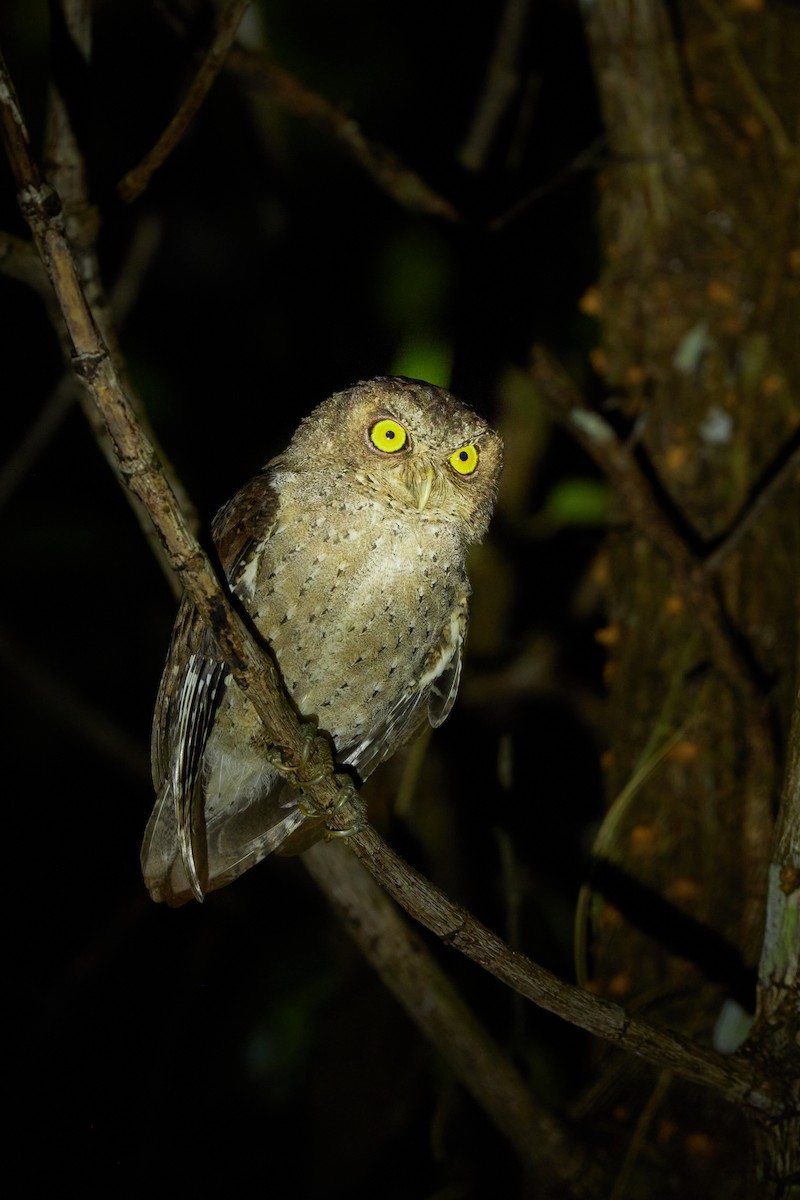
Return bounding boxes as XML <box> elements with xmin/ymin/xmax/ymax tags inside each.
<box><xmin>1</xmin><ymin>2</ymin><xmax>608</xmax><ymax>1193</ymax></box>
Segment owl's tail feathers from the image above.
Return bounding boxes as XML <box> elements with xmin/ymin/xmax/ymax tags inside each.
<box><xmin>141</xmin><ymin>784</ymin><xmax>186</xmax><ymax>904</ymax></box>
<box><xmin>141</xmin><ymin>782</ymin><xmax>322</xmax><ymax>906</ymax></box>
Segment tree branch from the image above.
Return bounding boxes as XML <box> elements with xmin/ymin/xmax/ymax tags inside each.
<box><xmin>459</xmin><ymin>0</ymin><xmax>533</xmax><ymax>172</ymax></box>
<box><xmin>226</xmin><ymin>46</ymin><xmax>460</xmax><ymax>222</ymax></box>
<box><xmin>117</xmin><ymin>0</ymin><xmax>253</xmax><ymax>204</ymax></box>
<box><xmin>705</xmin><ymin>433</ymin><xmax>800</xmax><ymax>573</ymax></box>
<box><xmin>340</xmin><ymin>818</ymin><xmax>779</xmax><ymax>1113</ymax></box>
<box><xmin>529</xmin><ymin>346</ymin><xmax>769</xmax><ymax>714</ymax></box>
<box><xmin>529</xmin><ymin>344</ymin><xmax>777</xmax><ymax>954</ymax></box>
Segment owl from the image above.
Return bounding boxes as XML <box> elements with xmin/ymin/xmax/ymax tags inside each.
<box><xmin>142</xmin><ymin>376</ymin><xmax>503</xmax><ymax>905</ymax></box>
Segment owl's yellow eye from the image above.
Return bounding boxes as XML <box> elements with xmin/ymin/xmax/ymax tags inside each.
<box><xmin>449</xmin><ymin>444</ymin><xmax>479</xmax><ymax>475</ymax></box>
<box><xmin>370</xmin><ymin>418</ymin><xmax>407</xmax><ymax>453</ymax></box>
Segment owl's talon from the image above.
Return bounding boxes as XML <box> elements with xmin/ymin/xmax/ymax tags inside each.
<box><xmin>323</xmin><ymin>826</ymin><xmax>360</xmax><ymax>841</ymax></box>
<box><xmin>265</xmin><ymin>722</ymin><xmax>327</xmax><ymax>780</ymax></box>
<box><xmin>297</xmin><ymin>795</ymin><xmax>319</xmax><ymax>818</ymax></box>
<box><xmin>333</xmin><ymin>776</ymin><xmax>362</xmax><ymax>809</ymax></box>
<box><xmin>298</xmin><ymin>777</ymin><xmax>364</xmax><ymax>837</ymax></box>
<box><xmin>264</xmin><ymin>744</ymin><xmax>292</xmax><ymax>774</ymax></box>
<box><xmin>297</xmin><ymin>720</ymin><xmax>318</xmax><ymax>767</ymax></box>
<box><xmin>324</xmin><ymin>778</ymin><xmax>366</xmax><ymax>838</ymax></box>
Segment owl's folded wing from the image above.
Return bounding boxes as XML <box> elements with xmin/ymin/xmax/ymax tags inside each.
<box><xmin>143</xmin><ymin>467</ymin><xmax>289</xmax><ymax>904</ymax></box>
<box><xmin>149</xmin><ymin>465</ymin><xmax>283</xmax><ymax>784</ymax></box>
<box><xmin>211</xmin><ymin>462</ymin><xmax>282</xmax><ymax>583</ymax></box>
<box><xmin>145</xmin><ymin>599</ymin><xmax>227</xmax><ymax>902</ymax></box>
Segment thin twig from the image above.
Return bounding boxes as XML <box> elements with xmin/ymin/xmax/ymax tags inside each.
<box><xmin>459</xmin><ymin>0</ymin><xmax>533</xmax><ymax>172</ymax></box>
<box><xmin>490</xmin><ymin>135</ymin><xmax>606</xmax><ymax>232</ymax></box>
<box><xmin>45</xmin><ymin>0</ymin><xmax>92</xmax><ymax>222</ymax></box>
<box><xmin>609</xmin><ymin>1070</ymin><xmax>674</xmax><ymax>1200</ymax></box>
<box><xmin>0</xmin><ymin>47</ymin><xmax>787</xmax><ymax>1123</ymax></box>
<box><xmin>118</xmin><ymin>0</ymin><xmax>253</xmax><ymax>203</ymax></box>
<box><xmin>705</xmin><ymin>434</ymin><xmax>800</xmax><ymax>573</ymax></box>
<box><xmin>227</xmin><ymin>46</ymin><xmax>460</xmax><ymax>222</ymax></box>
<box><xmin>574</xmin><ymin>721</ymin><xmax>692</xmax><ymax>988</ymax></box>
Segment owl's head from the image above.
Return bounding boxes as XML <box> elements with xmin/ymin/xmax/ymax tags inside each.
<box><xmin>287</xmin><ymin>376</ymin><xmax>503</xmax><ymax>543</ymax></box>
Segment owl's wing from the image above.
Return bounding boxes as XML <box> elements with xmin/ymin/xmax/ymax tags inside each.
<box><xmin>143</xmin><ymin>465</ymin><xmax>311</xmax><ymax>905</ymax></box>
<box><xmin>149</xmin><ymin>465</ymin><xmax>283</xmax><ymax>786</ymax></box>
<box><xmin>343</xmin><ymin>593</ymin><xmax>468</xmax><ymax>780</ymax></box>
<box><xmin>147</xmin><ymin>598</ymin><xmax>228</xmax><ymax>901</ymax></box>
<box><xmin>423</xmin><ymin>599</ymin><xmax>468</xmax><ymax>729</ymax></box>
<box><xmin>212</xmin><ymin>465</ymin><xmax>280</xmax><ymax>582</ymax></box>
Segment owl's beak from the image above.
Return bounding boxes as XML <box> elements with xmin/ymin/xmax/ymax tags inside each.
<box><xmin>402</xmin><ymin>461</ymin><xmax>437</xmax><ymax>512</ymax></box>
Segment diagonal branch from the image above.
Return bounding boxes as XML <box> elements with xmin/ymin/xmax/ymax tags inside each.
<box><xmin>116</xmin><ymin>1</ymin><xmax>459</xmax><ymax>221</ymax></box>
<box><xmin>226</xmin><ymin>46</ymin><xmax>460</xmax><ymax>222</ymax></box>
<box><xmin>38</xmin><ymin>0</ymin><xmax>198</xmax><ymax>592</ymax></box>
<box><xmin>529</xmin><ymin>345</ymin><xmax>778</xmax><ymax>953</ymax></box>
<box><xmin>705</xmin><ymin>434</ymin><xmax>800</xmax><ymax>573</ymax></box>
<box><xmin>529</xmin><ymin>345</ymin><xmax>769</xmax><ymax>714</ymax></box>
<box><xmin>459</xmin><ymin>0</ymin><xmax>533</xmax><ymax>171</ymax></box>
<box><xmin>117</xmin><ymin>0</ymin><xmax>253</xmax><ymax>204</ymax></box>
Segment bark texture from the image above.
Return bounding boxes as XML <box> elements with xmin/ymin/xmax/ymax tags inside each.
<box><xmin>580</xmin><ymin>3</ymin><xmax>799</xmax><ymax>1195</ymax></box>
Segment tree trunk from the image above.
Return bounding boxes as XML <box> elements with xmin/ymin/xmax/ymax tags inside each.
<box><xmin>579</xmin><ymin>2</ymin><xmax>799</xmax><ymax>1195</ymax></box>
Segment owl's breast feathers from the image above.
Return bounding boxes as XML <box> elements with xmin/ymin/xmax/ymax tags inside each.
<box><xmin>228</xmin><ymin>461</ymin><xmax>470</xmax><ymax>772</ymax></box>
<box><xmin>144</xmin><ymin>460</ymin><xmax>469</xmax><ymax>904</ymax></box>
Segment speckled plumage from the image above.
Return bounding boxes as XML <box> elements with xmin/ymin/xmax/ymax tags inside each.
<box><xmin>142</xmin><ymin>377</ymin><xmax>503</xmax><ymax>904</ymax></box>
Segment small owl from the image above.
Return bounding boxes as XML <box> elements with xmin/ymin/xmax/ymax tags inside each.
<box><xmin>142</xmin><ymin>376</ymin><xmax>503</xmax><ymax>905</ymax></box>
